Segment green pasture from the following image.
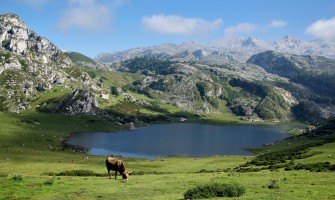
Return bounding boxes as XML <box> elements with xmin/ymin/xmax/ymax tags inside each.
<box><xmin>0</xmin><ymin>111</ymin><xmax>335</xmax><ymax>199</ymax></box>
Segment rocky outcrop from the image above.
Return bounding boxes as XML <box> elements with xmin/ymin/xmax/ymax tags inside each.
<box><xmin>37</xmin><ymin>89</ymin><xmax>99</xmax><ymax>115</ymax></box>
<box><xmin>0</xmin><ymin>14</ymin><xmax>71</xmax><ymax>66</ymax></box>
<box><xmin>0</xmin><ymin>14</ymin><xmax>100</xmax><ymax>112</ymax></box>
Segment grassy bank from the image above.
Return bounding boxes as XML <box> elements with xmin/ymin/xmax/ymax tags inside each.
<box><xmin>0</xmin><ymin>111</ymin><xmax>334</xmax><ymax>199</ymax></box>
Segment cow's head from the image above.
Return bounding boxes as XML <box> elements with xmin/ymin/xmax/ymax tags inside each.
<box><xmin>122</xmin><ymin>171</ymin><xmax>132</xmax><ymax>180</ymax></box>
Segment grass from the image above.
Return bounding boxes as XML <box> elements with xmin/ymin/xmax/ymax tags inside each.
<box><xmin>29</xmin><ymin>86</ymin><xmax>73</xmax><ymax>110</ymax></box>
<box><xmin>0</xmin><ymin>88</ymin><xmax>334</xmax><ymax>199</ymax></box>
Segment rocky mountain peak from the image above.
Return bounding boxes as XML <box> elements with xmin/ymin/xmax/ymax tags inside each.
<box><xmin>0</xmin><ymin>14</ymin><xmax>28</xmax><ymax>29</ymax></box>
<box><xmin>283</xmin><ymin>35</ymin><xmax>299</xmax><ymax>42</ymax></box>
<box><xmin>0</xmin><ymin>14</ymin><xmax>100</xmax><ymax>112</ymax></box>
<box><xmin>0</xmin><ymin>13</ymin><xmax>71</xmax><ymax>66</ymax></box>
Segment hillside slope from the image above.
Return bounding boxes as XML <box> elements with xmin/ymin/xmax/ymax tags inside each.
<box><xmin>248</xmin><ymin>51</ymin><xmax>335</xmax><ymax>122</ymax></box>
<box><xmin>0</xmin><ymin>14</ymin><xmax>101</xmax><ymax>112</ymax></box>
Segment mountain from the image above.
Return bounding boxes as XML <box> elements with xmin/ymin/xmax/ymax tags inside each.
<box><xmin>95</xmin><ymin>36</ymin><xmax>335</xmax><ymax>64</ymax></box>
<box><xmin>0</xmin><ymin>14</ymin><xmax>99</xmax><ymax>112</ymax></box>
<box><xmin>274</xmin><ymin>35</ymin><xmax>335</xmax><ymax>59</ymax></box>
<box><xmin>115</xmin><ymin>57</ymin><xmax>299</xmax><ymax>121</ymax></box>
<box><xmin>1</xmin><ymin>13</ymin><xmax>334</xmax><ymax>124</ymax></box>
<box><xmin>248</xmin><ymin>51</ymin><xmax>335</xmax><ymax>122</ymax></box>
<box><xmin>247</xmin><ymin>50</ymin><xmax>335</xmax><ymax>78</ymax></box>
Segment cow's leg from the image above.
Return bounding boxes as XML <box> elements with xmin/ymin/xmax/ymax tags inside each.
<box><xmin>107</xmin><ymin>169</ymin><xmax>111</xmax><ymax>179</ymax></box>
<box><xmin>114</xmin><ymin>170</ymin><xmax>117</xmax><ymax>179</ymax></box>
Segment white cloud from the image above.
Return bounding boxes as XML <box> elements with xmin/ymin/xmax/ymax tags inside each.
<box><xmin>16</xmin><ymin>0</ymin><xmax>49</xmax><ymax>10</ymax></box>
<box><xmin>142</xmin><ymin>14</ymin><xmax>223</xmax><ymax>35</ymax></box>
<box><xmin>224</xmin><ymin>23</ymin><xmax>259</xmax><ymax>39</ymax></box>
<box><xmin>305</xmin><ymin>17</ymin><xmax>335</xmax><ymax>40</ymax></box>
<box><xmin>270</xmin><ymin>20</ymin><xmax>287</xmax><ymax>27</ymax></box>
<box><xmin>56</xmin><ymin>0</ymin><xmax>112</xmax><ymax>32</ymax></box>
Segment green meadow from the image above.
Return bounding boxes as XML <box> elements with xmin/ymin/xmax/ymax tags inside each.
<box><xmin>0</xmin><ymin>89</ymin><xmax>334</xmax><ymax>199</ymax></box>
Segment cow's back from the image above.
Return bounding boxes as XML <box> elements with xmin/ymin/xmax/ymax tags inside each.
<box><xmin>106</xmin><ymin>157</ymin><xmax>126</xmax><ymax>172</ymax></box>
<box><xmin>105</xmin><ymin>157</ymin><xmax>118</xmax><ymax>170</ymax></box>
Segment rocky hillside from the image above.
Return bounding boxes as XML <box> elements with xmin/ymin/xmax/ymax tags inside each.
<box><xmin>247</xmin><ymin>51</ymin><xmax>335</xmax><ymax>122</ymax></box>
<box><xmin>0</xmin><ymin>14</ymin><xmax>98</xmax><ymax>112</ymax></box>
<box><xmin>104</xmin><ymin>48</ymin><xmax>335</xmax><ymax>123</ymax></box>
<box><xmin>37</xmin><ymin>89</ymin><xmax>99</xmax><ymax>115</ymax></box>
<box><xmin>247</xmin><ymin>50</ymin><xmax>335</xmax><ymax>78</ymax></box>
<box><xmin>115</xmin><ymin>57</ymin><xmax>298</xmax><ymax>122</ymax></box>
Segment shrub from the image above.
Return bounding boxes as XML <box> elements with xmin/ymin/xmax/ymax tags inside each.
<box><xmin>293</xmin><ymin>162</ymin><xmax>335</xmax><ymax>172</ymax></box>
<box><xmin>110</xmin><ymin>86</ymin><xmax>120</xmax><ymax>96</ymax></box>
<box><xmin>196</xmin><ymin>169</ymin><xmax>215</xmax><ymax>173</ymax></box>
<box><xmin>44</xmin><ymin>179</ymin><xmax>54</xmax><ymax>185</ymax></box>
<box><xmin>57</xmin><ymin>170</ymin><xmax>96</xmax><ymax>176</ymax></box>
<box><xmin>47</xmin><ymin>170</ymin><xmax>105</xmax><ymax>177</ymax></box>
<box><xmin>184</xmin><ymin>182</ymin><xmax>245</xmax><ymax>199</ymax></box>
<box><xmin>12</xmin><ymin>175</ymin><xmax>23</xmax><ymax>181</ymax></box>
<box><xmin>247</xmin><ymin>142</ymin><xmax>326</xmax><ymax>168</ymax></box>
<box><xmin>235</xmin><ymin>167</ymin><xmax>261</xmax><ymax>173</ymax></box>
<box><xmin>268</xmin><ymin>179</ymin><xmax>280</xmax><ymax>189</ymax></box>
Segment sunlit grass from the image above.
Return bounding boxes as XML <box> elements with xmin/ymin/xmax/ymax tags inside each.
<box><xmin>0</xmin><ymin>89</ymin><xmax>334</xmax><ymax>199</ymax></box>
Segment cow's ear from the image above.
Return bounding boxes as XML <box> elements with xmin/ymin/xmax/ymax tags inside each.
<box><xmin>128</xmin><ymin>171</ymin><xmax>132</xmax><ymax>175</ymax></box>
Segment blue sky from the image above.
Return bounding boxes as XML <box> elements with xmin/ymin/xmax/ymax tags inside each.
<box><xmin>1</xmin><ymin>0</ymin><xmax>335</xmax><ymax>58</ymax></box>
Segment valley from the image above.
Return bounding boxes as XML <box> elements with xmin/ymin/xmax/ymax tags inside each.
<box><xmin>0</xmin><ymin>13</ymin><xmax>335</xmax><ymax>199</ymax></box>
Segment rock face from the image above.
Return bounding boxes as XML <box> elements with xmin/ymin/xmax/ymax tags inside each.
<box><xmin>38</xmin><ymin>89</ymin><xmax>99</xmax><ymax>115</ymax></box>
<box><xmin>0</xmin><ymin>14</ymin><xmax>97</xmax><ymax>112</ymax></box>
<box><xmin>247</xmin><ymin>50</ymin><xmax>335</xmax><ymax>78</ymax></box>
<box><xmin>248</xmin><ymin>51</ymin><xmax>335</xmax><ymax>123</ymax></box>
<box><xmin>0</xmin><ymin>14</ymin><xmax>71</xmax><ymax>66</ymax></box>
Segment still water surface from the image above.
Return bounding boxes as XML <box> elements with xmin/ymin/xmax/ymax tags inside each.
<box><xmin>66</xmin><ymin>123</ymin><xmax>298</xmax><ymax>158</ymax></box>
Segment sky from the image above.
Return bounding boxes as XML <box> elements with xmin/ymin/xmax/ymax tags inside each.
<box><xmin>1</xmin><ymin>0</ymin><xmax>335</xmax><ymax>58</ymax></box>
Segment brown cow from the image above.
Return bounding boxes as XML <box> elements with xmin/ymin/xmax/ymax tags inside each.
<box><xmin>105</xmin><ymin>157</ymin><xmax>132</xmax><ymax>180</ymax></box>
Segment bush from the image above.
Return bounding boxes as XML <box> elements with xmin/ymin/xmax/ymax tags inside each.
<box><xmin>12</xmin><ymin>175</ymin><xmax>23</xmax><ymax>181</ymax></box>
<box><xmin>268</xmin><ymin>179</ymin><xmax>280</xmax><ymax>189</ymax></box>
<box><xmin>44</xmin><ymin>179</ymin><xmax>54</xmax><ymax>185</ymax></box>
<box><xmin>293</xmin><ymin>162</ymin><xmax>335</xmax><ymax>172</ymax></box>
<box><xmin>110</xmin><ymin>86</ymin><xmax>120</xmax><ymax>96</ymax></box>
<box><xmin>196</xmin><ymin>169</ymin><xmax>215</xmax><ymax>173</ymax></box>
<box><xmin>46</xmin><ymin>170</ymin><xmax>105</xmax><ymax>177</ymax></box>
<box><xmin>184</xmin><ymin>182</ymin><xmax>245</xmax><ymax>199</ymax></box>
<box><xmin>247</xmin><ymin>142</ymin><xmax>326</xmax><ymax>168</ymax></box>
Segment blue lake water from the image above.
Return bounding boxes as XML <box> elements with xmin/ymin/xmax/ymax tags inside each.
<box><xmin>66</xmin><ymin>123</ymin><xmax>299</xmax><ymax>158</ymax></box>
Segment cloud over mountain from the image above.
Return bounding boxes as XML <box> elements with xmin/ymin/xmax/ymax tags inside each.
<box><xmin>142</xmin><ymin>14</ymin><xmax>223</xmax><ymax>35</ymax></box>
<box><xmin>305</xmin><ymin>17</ymin><xmax>335</xmax><ymax>40</ymax></box>
<box><xmin>223</xmin><ymin>23</ymin><xmax>259</xmax><ymax>39</ymax></box>
<box><xmin>56</xmin><ymin>0</ymin><xmax>111</xmax><ymax>32</ymax></box>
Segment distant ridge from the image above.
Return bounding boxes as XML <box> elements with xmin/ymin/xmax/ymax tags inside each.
<box><xmin>95</xmin><ymin>36</ymin><xmax>335</xmax><ymax>64</ymax></box>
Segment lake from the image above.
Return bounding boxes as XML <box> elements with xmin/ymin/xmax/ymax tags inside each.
<box><xmin>66</xmin><ymin>123</ymin><xmax>299</xmax><ymax>158</ymax></box>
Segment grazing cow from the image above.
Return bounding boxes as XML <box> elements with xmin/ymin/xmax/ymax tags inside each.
<box><xmin>105</xmin><ymin>157</ymin><xmax>132</xmax><ymax>180</ymax></box>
